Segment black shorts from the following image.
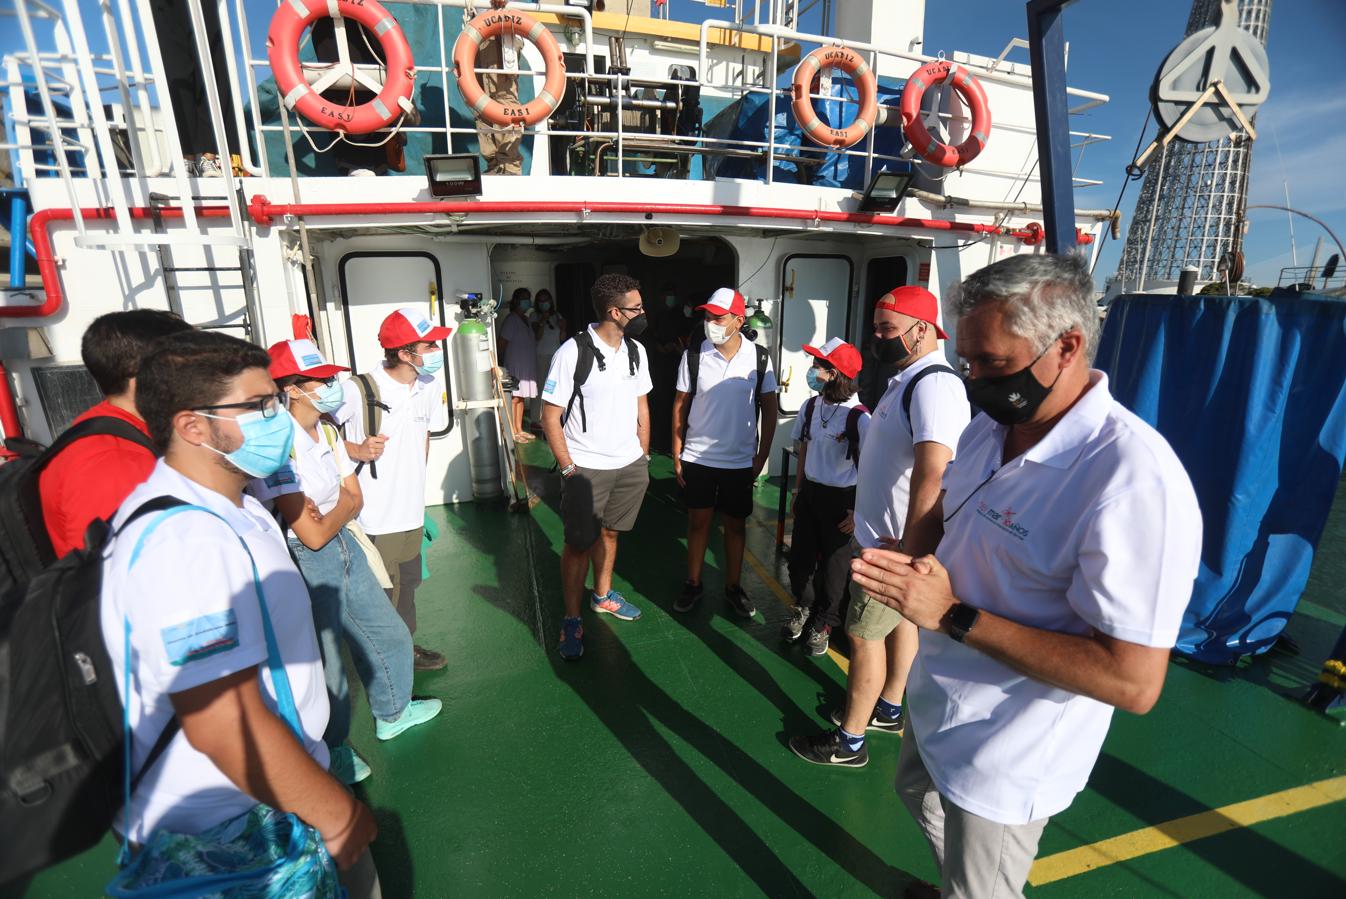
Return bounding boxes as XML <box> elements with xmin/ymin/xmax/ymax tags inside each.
<box><xmin>561</xmin><ymin>458</ymin><xmax>650</xmax><ymax>549</ymax></box>
<box><xmin>682</xmin><ymin>460</ymin><xmax>755</xmax><ymax>519</ymax></box>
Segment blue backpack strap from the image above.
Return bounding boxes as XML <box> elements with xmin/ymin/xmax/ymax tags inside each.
<box><xmin>800</xmin><ymin>395</ymin><xmax>818</xmax><ymax>442</ymax></box>
<box><xmin>845</xmin><ymin>405</ymin><xmax>869</xmax><ymax>464</ymax></box>
<box><xmin>901</xmin><ymin>364</ymin><xmax>959</xmax><ymax>436</ymax></box>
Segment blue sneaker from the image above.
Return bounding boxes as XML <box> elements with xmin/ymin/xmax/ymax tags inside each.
<box><xmin>374</xmin><ymin>698</ymin><xmax>443</xmax><ymax>741</ymax></box>
<box><xmin>591</xmin><ymin>589</ymin><xmax>641</xmax><ymax>621</ymax></box>
<box><xmin>329</xmin><ymin>744</ymin><xmax>371</xmax><ymax>785</ymax></box>
<box><xmin>558</xmin><ymin>616</ymin><xmax>584</xmax><ymax>660</ymax></box>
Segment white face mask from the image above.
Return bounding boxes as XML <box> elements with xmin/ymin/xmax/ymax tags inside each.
<box><xmin>706</xmin><ymin>321</ymin><xmax>734</xmax><ymax>346</ymax></box>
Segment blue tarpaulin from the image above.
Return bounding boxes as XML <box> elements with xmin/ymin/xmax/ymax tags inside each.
<box><xmin>1096</xmin><ymin>291</ymin><xmax>1346</xmax><ymax>664</ymax></box>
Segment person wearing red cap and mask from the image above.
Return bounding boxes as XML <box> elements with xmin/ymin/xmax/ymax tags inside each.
<box><xmin>671</xmin><ymin>288</ymin><xmax>779</xmax><ymax>617</ymax></box>
<box><xmin>789</xmin><ymin>287</ymin><xmax>968</xmax><ymax>770</ymax></box>
<box><xmin>334</xmin><ymin>307</ymin><xmax>452</xmax><ymax>672</ymax></box>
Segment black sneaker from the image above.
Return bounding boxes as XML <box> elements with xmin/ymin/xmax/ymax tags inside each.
<box><xmin>805</xmin><ymin>623</ymin><xmax>831</xmax><ymax>656</ymax></box>
<box><xmin>725</xmin><ymin>584</ymin><xmax>756</xmax><ymax>619</ymax></box>
<box><xmin>674</xmin><ymin>580</ymin><xmax>704</xmax><ymax>613</ymax></box>
<box><xmin>781</xmin><ymin>604</ymin><xmax>809</xmax><ymax>642</ymax></box>
<box><xmin>830</xmin><ymin>703</ymin><xmax>904</xmax><ymax>734</ymax></box>
<box><xmin>787</xmin><ymin>730</ymin><xmax>868</xmax><ymax>767</ymax></box>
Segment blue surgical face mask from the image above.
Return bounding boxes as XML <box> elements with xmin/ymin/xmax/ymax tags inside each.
<box><xmin>414</xmin><ymin>349</ymin><xmax>444</xmax><ymax>376</ymax></box>
<box><xmin>199</xmin><ymin>407</ymin><xmax>296</xmax><ymax>478</ymax></box>
<box><xmin>806</xmin><ymin>368</ymin><xmax>827</xmax><ymax>392</ymax></box>
<box><xmin>539</xmin><ymin>299</ymin><xmax>553</xmax><ymax>311</ymax></box>
<box><xmin>518</xmin><ymin>299</ymin><xmax>533</xmax><ymax>313</ymax></box>
<box><xmin>298</xmin><ymin>380</ymin><xmax>346</xmax><ymax>415</ymax></box>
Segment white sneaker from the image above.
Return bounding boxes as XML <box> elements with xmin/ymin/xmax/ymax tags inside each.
<box><xmin>348</xmin><ymin>168</ymin><xmax>377</xmax><ymax>177</ymax></box>
<box><xmin>195</xmin><ymin>155</ymin><xmax>224</xmax><ymax>177</ymax></box>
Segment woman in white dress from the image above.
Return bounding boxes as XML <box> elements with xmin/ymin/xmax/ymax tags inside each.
<box><xmin>497</xmin><ymin>287</ymin><xmax>538</xmax><ymax>442</ymax></box>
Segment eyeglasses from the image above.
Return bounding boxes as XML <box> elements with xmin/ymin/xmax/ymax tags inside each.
<box><xmin>195</xmin><ymin>393</ymin><xmax>287</xmax><ymax>419</ymax></box>
<box><xmin>617</xmin><ymin>305</ymin><xmax>645</xmax><ymax>315</ymax></box>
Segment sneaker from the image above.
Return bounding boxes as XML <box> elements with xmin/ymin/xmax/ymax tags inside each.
<box><xmin>805</xmin><ymin>623</ymin><xmax>831</xmax><ymax>656</ymax></box>
<box><xmin>374</xmin><ymin>697</ymin><xmax>443</xmax><ymax>741</ymax></box>
<box><xmin>347</xmin><ymin>167</ymin><xmax>378</xmax><ymax>177</ymax></box>
<box><xmin>328</xmin><ymin>744</ymin><xmax>372</xmax><ymax>785</ymax></box>
<box><xmin>724</xmin><ymin>584</ymin><xmax>756</xmax><ymax>619</ymax></box>
<box><xmin>414</xmin><ymin>645</ymin><xmax>448</xmax><ymax>671</ymax></box>
<box><xmin>591</xmin><ymin>589</ymin><xmax>641</xmax><ymax>621</ymax></box>
<box><xmin>781</xmin><ymin>604</ymin><xmax>810</xmax><ymax>642</ymax></box>
<box><xmin>558</xmin><ymin>617</ymin><xmax>584</xmax><ymax>660</ymax></box>
<box><xmin>673</xmin><ymin>580</ymin><xmax>703</xmax><ymax>613</ymax></box>
<box><xmin>787</xmin><ymin>730</ymin><xmax>868</xmax><ymax>767</ymax></box>
<box><xmin>195</xmin><ymin>154</ymin><xmax>224</xmax><ymax>177</ymax></box>
<box><xmin>829</xmin><ymin>703</ymin><xmax>904</xmax><ymax>734</ymax></box>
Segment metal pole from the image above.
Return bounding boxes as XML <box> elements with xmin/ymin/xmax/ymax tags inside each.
<box><xmin>1025</xmin><ymin>0</ymin><xmax>1077</xmax><ymax>254</ymax></box>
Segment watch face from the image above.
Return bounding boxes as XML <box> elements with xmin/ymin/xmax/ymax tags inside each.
<box><xmin>950</xmin><ymin>603</ymin><xmax>979</xmax><ymax>639</ymax></box>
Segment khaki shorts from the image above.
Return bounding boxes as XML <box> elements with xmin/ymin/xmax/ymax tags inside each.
<box><xmin>845</xmin><ymin>537</ymin><xmax>906</xmax><ymax>640</ymax></box>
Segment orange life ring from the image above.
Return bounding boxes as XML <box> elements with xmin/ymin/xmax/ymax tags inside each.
<box><xmin>267</xmin><ymin>0</ymin><xmax>415</xmax><ymax>135</ymax></box>
<box><xmin>790</xmin><ymin>45</ymin><xmax>878</xmax><ymax>149</ymax></box>
<box><xmin>899</xmin><ymin>60</ymin><xmax>991</xmax><ymax>167</ymax></box>
<box><xmin>453</xmin><ymin>9</ymin><xmax>566</xmax><ymax>127</ymax></box>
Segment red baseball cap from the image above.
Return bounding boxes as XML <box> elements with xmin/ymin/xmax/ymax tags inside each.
<box><xmin>377</xmin><ymin>307</ymin><xmax>454</xmax><ymax>348</ymax></box>
<box><xmin>697</xmin><ymin>287</ymin><xmax>746</xmax><ymax>317</ymax></box>
<box><xmin>874</xmin><ymin>286</ymin><xmax>948</xmax><ymax>339</ymax></box>
<box><xmin>268</xmin><ymin>338</ymin><xmax>349</xmax><ymax>380</ymax></box>
<box><xmin>803</xmin><ymin>337</ymin><xmax>863</xmax><ymax>379</ymax></box>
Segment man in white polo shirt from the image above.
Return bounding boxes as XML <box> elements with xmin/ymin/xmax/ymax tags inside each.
<box><xmin>337</xmin><ymin>307</ymin><xmax>452</xmax><ymax>671</ymax></box>
<box><xmin>788</xmin><ymin>286</ymin><xmax>968</xmax><ymax>768</ymax></box>
<box><xmin>672</xmin><ymin>287</ymin><xmax>779</xmax><ymax>617</ymax></box>
<box><xmin>851</xmin><ymin>254</ymin><xmax>1202</xmax><ymax>898</ymax></box>
<box><xmin>102</xmin><ymin>330</ymin><xmax>377</xmax><ymax>892</ymax></box>
<box><xmin>541</xmin><ymin>273</ymin><xmax>652</xmax><ymax>660</ymax></box>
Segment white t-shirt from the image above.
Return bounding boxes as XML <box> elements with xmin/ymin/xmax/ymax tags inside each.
<box><xmin>907</xmin><ymin>371</ymin><xmax>1202</xmax><ymax>826</ymax></box>
<box><xmin>790</xmin><ymin>394</ymin><xmax>869</xmax><ymax>488</ymax></box>
<box><xmin>541</xmin><ymin>326</ymin><xmax>652</xmax><ymax>470</ymax></box>
<box><xmin>101</xmin><ymin>460</ymin><xmax>330</xmax><ymax>843</ymax></box>
<box><xmin>677</xmin><ymin>338</ymin><xmax>779</xmax><ymax>470</ymax></box>
<box><xmin>334</xmin><ymin>367</ymin><xmax>447</xmax><ymax>535</ymax></box>
<box><xmin>853</xmin><ymin>353</ymin><xmax>970</xmax><ymax>549</ymax></box>
<box><xmin>249</xmin><ymin>420</ymin><xmax>353</xmax><ymax>525</ymax></box>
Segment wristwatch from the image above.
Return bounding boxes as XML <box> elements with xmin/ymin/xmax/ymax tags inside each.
<box><xmin>560</xmin><ymin>463</ymin><xmax>577</xmax><ymax>478</ymax></box>
<box><xmin>945</xmin><ymin>603</ymin><xmax>981</xmax><ymax>643</ymax></box>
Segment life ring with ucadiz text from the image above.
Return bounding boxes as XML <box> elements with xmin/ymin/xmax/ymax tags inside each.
<box><xmin>453</xmin><ymin>10</ymin><xmax>566</xmax><ymax>127</ymax></box>
<box><xmin>899</xmin><ymin>60</ymin><xmax>991</xmax><ymax>167</ymax></box>
<box><xmin>267</xmin><ymin>0</ymin><xmax>415</xmax><ymax>135</ymax></box>
<box><xmin>790</xmin><ymin>45</ymin><xmax>878</xmax><ymax>149</ymax></box>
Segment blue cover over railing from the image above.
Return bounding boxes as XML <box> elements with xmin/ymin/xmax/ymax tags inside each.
<box><xmin>1096</xmin><ymin>291</ymin><xmax>1346</xmax><ymax>664</ymax></box>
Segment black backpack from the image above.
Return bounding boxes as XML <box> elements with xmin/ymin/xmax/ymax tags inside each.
<box><xmin>900</xmin><ymin>364</ymin><xmax>960</xmax><ymax>436</ymax></box>
<box><xmin>799</xmin><ymin>396</ymin><xmax>869</xmax><ymax>464</ymax></box>
<box><xmin>561</xmin><ymin>330</ymin><xmax>641</xmax><ymax>432</ymax></box>
<box><xmin>682</xmin><ymin>339</ymin><xmax>771</xmax><ymax>422</ymax></box>
<box><xmin>0</xmin><ymin>496</ymin><xmax>184</xmax><ymax>885</ymax></box>
<box><xmin>347</xmin><ymin>373</ymin><xmax>390</xmax><ymax>479</ymax></box>
<box><xmin>0</xmin><ymin>416</ymin><xmax>156</xmax><ymax>597</ymax></box>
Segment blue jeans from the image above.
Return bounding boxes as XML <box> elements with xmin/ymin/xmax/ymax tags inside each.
<box><xmin>289</xmin><ymin>530</ymin><xmax>414</xmax><ymax>747</ymax></box>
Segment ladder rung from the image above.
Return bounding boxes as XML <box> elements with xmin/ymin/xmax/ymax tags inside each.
<box><xmin>164</xmin><ymin>266</ymin><xmax>244</xmax><ymax>273</ymax></box>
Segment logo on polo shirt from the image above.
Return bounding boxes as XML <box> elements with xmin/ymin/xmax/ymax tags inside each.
<box><xmin>544</xmin><ymin>378</ymin><xmax>557</xmax><ymax>395</ymax></box>
<box><xmin>161</xmin><ymin>609</ymin><xmax>241</xmax><ymax>667</ymax></box>
<box><xmin>976</xmin><ymin>501</ymin><xmax>1030</xmax><ymax>540</ymax></box>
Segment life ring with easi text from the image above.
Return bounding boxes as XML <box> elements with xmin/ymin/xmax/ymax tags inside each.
<box><xmin>790</xmin><ymin>45</ymin><xmax>878</xmax><ymax>149</ymax></box>
<box><xmin>899</xmin><ymin>60</ymin><xmax>991</xmax><ymax>167</ymax></box>
<box><xmin>267</xmin><ymin>0</ymin><xmax>415</xmax><ymax>135</ymax></box>
<box><xmin>453</xmin><ymin>9</ymin><xmax>566</xmax><ymax>127</ymax></box>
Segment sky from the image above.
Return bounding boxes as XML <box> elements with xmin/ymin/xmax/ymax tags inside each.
<box><xmin>5</xmin><ymin>0</ymin><xmax>1344</xmax><ymax>287</ymax></box>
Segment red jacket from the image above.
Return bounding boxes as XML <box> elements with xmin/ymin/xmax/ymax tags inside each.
<box><xmin>39</xmin><ymin>401</ymin><xmax>157</xmax><ymax>558</ymax></box>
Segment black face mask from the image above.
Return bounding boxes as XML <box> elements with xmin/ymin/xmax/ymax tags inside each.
<box><xmin>963</xmin><ymin>342</ymin><xmax>1060</xmax><ymax>426</ymax></box>
<box><xmin>874</xmin><ymin>324</ymin><xmax>919</xmax><ymax>366</ymax></box>
<box><xmin>621</xmin><ymin>312</ymin><xmax>649</xmax><ymax>338</ymax></box>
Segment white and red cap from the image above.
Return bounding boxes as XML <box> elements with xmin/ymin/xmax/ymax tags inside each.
<box><xmin>697</xmin><ymin>287</ymin><xmax>746</xmax><ymax>317</ymax></box>
<box><xmin>874</xmin><ymin>286</ymin><xmax>949</xmax><ymax>339</ymax></box>
<box><xmin>803</xmin><ymin>337</ymin><xmax>864</xmax><ymax>379</ymax></box>
<box><xmin>267</xmin><ymin>338</ymin><xmax>349</xmax><ymax>380</ymax></box>
<box><xmin>377</xmin><ymin>307</ymin><xmax>454</xmax><ymax>348</ymax></box>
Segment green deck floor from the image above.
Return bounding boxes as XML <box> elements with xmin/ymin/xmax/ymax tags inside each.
<box><xmin>14</xmin><ymin>448</ymin><xmax>1346</xmax><ymax>898</ymax></box>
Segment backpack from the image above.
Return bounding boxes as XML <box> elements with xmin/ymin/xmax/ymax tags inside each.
<box><xmin>799</xmin><ymin>396</ymin><xmax>869</xmax><ymax>464</ymax></box>
<box><xmin>347</xmin><ymin>373</ymin><xmax>390</xmax><ymax>479</ymax></box>
<box><xmin>0</xmin><ymin>496</ymin><xmax>185</xmax><ymax>884</ymax></box>
<box><xmin>682</xmin><ymin>339</ymin><xmax>770</xmax><ymax>422</ymax></box>
<box><xmin>0</xmin><ymin>416</ymin><xmax>156</xmax><ymax>597</ymax></box>
<box><xmin>900</xmin><ymin>364</ymin><xmax>960</xmax><ymax>436</ymax></box>
<box><xmin>561</xmin><ymin>330</ymin><xmax>641</xmax><ymax>432</ymax></box>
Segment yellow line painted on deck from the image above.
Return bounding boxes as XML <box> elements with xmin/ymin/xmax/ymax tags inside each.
<box><xmin>1028</xmin><ymin>774</ymin><xmax>1346</xmax><ymax>886</ymax></box>
<box><xmin>740</xmin><ymin>543</ymin><xmax>849</xmax><ymax>676</ymax></box>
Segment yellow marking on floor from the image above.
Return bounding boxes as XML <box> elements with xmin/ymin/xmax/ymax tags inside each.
<box><xmin>1028</xmin><ymin>774</ymin><xmax>1346</xmax><ymax>886</ymax></box>
<box><xmin>740</xmin><ymin>541</ymin><xmax>848</xmax><ymax>677</ymax></box>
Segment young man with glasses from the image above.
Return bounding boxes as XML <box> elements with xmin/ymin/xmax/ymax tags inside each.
<box><xmin>336</xmin><ymin>308</ymin><xmax>453</xmax><ymax>671</ymax></box>
<box><xmin>541</xmin><ymin>273</ymin><xmax>653</xmax><ymax>660</ymax></box>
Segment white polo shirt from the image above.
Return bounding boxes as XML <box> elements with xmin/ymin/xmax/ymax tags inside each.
<box><xmin>676</xmin><ymin>337</ymin><xmax>779</xmax><ymax>470</ymax></box>
<box><xmin>853</xmin><ymin>353</ymin><xmax>970</xmax><ymax>549</ymax></box>
<box><xmin>101</xmin><ymin>460</ymin><xmax>330</xmax><ymax>843</ymax></box>
<box><xmin>249</xmin><ymin>421</ymin><xmax>353</xmax><ymax>525</ymax></box>
<box><xmin>790</xmin><ymin>395</ymin><xmax>869</xmax><ymax>488</ymax></box>
<box><xmin>907</xmin><ymin>371</ymin><xmax>1202</xmax><ymax>826</ymax></box>
<box><xmin>334</xmin><ymin>367</ymin><xmax>447</xmax><ymax>536</ymax></box>
<box><xmin>541</xmin><ymin>326</ymin><xmax>652</xmax><ymax>470</ymax></box>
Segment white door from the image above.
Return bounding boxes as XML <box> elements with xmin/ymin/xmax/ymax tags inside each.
<box><xmin>777</xmin><ymin>255</ymin><xmax>853</xmax><ymax>413</ymax></box>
